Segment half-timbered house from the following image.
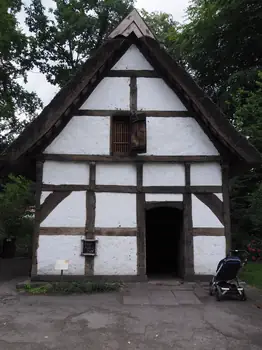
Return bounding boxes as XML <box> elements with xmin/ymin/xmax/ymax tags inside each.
<box><xmin>2</xmin><ymin>9</ymin><xmax>261</xmax><ymax>280</ymax></box>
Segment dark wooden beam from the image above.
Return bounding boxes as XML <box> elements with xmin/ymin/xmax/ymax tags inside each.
<box><xmin>183</xmin><ymin>163</ymin><xmax>194</xmax><ymax>277</ymax></box>
<box><xmin>145</xmin><ymin>201</ymin><xmax>183</xmax><ymax>210</ymax></box>
<box><xmin>137</xmin><ymin>162</ymin><xmax>143</xmax><ymax>192</ymax></box>
<box><xmin>107</xmin><ymin>70</ymin><xmax>159</xmax><ymax>78</ymax></box>
<box><xmin>41</xmin><ymin>183</ymin><xmax>222</xmax><ymax>194</ymax></box>
<box><xmin>42</xmin><ymin>154</ymin><xmax>221</xmax><ymax>163</ymax></box>
<box><xmin>42</xmin><ymin>184</ymin><xmax>89</xmax><ymax>191</ymax></box>
<box><xmin>94</xmin><ymin>228</ymin><xmax>137</xmax><ymax>236</ymax></box>
<box><xmin>39</xmin><ymin>227</ymin><xmax>85</xmax><ymax>235</ymax></box>
<box><xmin>85</xmin><ymin>161</ymin><xmax>96</xmax><ymax>276</ymax></box>
<box><xmin>222</xmin><ymin>164</ymin><xmax>231</xmax><ymax>252</ymax></box>
<box><xmin>195</xmin><ymin>193</ymin><xmax>224</xmax><ymax>225</ymax></box>
<box><xmin>40</xmin><ymin>191</ymin><xmax>71</xmax><ymax>223</ymax></box>
<box><xmin>192</xmin><ymin>228</ymin><xmax>225</xmax><ymax>236</ymax></box>
<box><xmin>137</xmin><ymin>192</ymin><xmax>146</xmax><ymax>277</ymax></box>
<box><xmin>76</xmin><ymin>110</ymin><xmax>191</xmax><ymax>117</ymax></box>
<box><xmin>191</xmin><ymin>186</ymin><xmax>223</xmax><ymax>193</ymax></box>
<box><xmin>31</xmin><ymin>160</ymin><xmax>44</xmax><ymax>276</ymax></box>
<box><xmin>130</xmin><ymin>76</ymin><xmax>137</xmax><ymax>113</ymax></box>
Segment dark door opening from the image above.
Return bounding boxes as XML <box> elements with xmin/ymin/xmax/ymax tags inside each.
<box><xmin>146</xmin><ymin>206</ymin><xmax>183</xmax><ymax>277</ymax></box>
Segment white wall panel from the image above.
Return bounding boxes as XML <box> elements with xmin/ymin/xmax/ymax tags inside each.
<box><xmin>143</xmin><ymin>163</ymin><xmax>185</xmax><ymax>186</ymax></box>
<box><xmin>94</xmin><ymin>236</ymin><xmax>137</xmax><ymax>275</ymax></box>
<box><xmin>194</xmin><ymin>236</ymin><xmax>226</xmax><ymax>275</ymax></box>
<box><xmin>192</xmin><ymin>195</ymin><xmax>224</xmax><ymax>228</ymax></box>
<box><xmin>145</xmin><ymin>117</ymin><xmax>219</xmax><ymax>156</ymax></box>
<box><xmin>37</xmin><ymin>235</ymin><xmax>85</xmax><ymax>275</ymax></box>
<box><xmin>112</xmin><ymin>45</ymin><xmax>153</xmax><ymax>70</ymax></box>
<box><xmin>41</xmin><ymin>191</ymin><xmax>86</xmax><ymax>227</ymax></box>
<box><xmin>137</xmin><ymin>78</ymin><xmax>187</xmax><ymax>111</ymax></box>
<box><xmin>80</xmin><ymin>77</ymin><xmax>130</xmax><ymax>110</ymax></box>
<box><xmin>95</xmin><ymin>193</ymin><xmax>136</xmax><ymax>227</ymax></box>
<box><xmin>191</xmin><ymin>163</ymin><xmax>222</xmax><ymax>186</ymax></box>
<box><xmin>43</xmin><ymin>161</ymin><xmax>89</xmax><ymax>185</ymax></box>
<box><xmin>96</xmin><ymin>163</ymin><xmax>136</xmax><ymax>186</ymax></box>
<box><xmin>44</xmin><ymin>116</ymin><xmax>110</xmax><ymax>155</ymax></box>
<box><xmin>40</xmin><ymin>191</ymin><xmax>52</xmax><ymax>205</ymax></box>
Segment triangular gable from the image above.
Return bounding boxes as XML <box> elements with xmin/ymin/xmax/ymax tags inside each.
<box><xmin>1</xmin><ymin>10</ymin><xmax>261</xmax><ymax>175</ymax></box>
<box><xmin>109</xmin><ymin>9</ymin><xmax>155</xmax><ymax>39</ymax></box>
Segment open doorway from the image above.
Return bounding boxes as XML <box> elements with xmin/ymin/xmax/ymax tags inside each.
<box><xmin>145</xmin><ymin>206</ymin><xmax>183</xmax><ymax>278</ymax></box>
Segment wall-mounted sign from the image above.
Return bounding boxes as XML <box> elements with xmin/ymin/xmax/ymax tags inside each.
<box><xmin>55</xmin><ymin>260</ymin><xmax>69</xmax><ymax>271</ymax></box>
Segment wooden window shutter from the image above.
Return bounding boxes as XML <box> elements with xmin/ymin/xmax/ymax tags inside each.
<box><xmin>131</xmin><ymin>113</ymin><xmax>147</xmax><ymax>154</ymax></box>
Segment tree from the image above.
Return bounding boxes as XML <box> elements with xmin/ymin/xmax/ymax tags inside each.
<box><xmin>230</xmin><ymin>73</ymin><xmax>262</xmax><ymax>239</ymax></box>
<box><xmin>0</xmin><ymin>174</ymin><xmax>34</xmax><ymax>257</ymax></box>
<box><xmin>178</xmin><ymin>0</ymin><xmax>262</xmax><ymax>110</ymax></box>
<box><xmin>140</xmin><ymin>9</ymin><xmax>181</xmax><ymax>60</ymax></box>
<box><xmin>0</xmin><ymin>0</ymin><xmax>42</xmax><ymax>146</ymax></box>
<box><xmin>25</xmin><ymin>0</ymin><xmax>135</xmax><ymax>87</ymax></box>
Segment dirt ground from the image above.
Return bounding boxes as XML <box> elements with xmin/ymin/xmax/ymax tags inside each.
<box><xmin>0</xmin><ymin>279</ymin><xmax>262</xmax><ymax>349</ymax></box>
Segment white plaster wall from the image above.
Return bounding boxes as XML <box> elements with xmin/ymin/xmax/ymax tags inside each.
<box><xmin>143</xmin><ymin>163</ymin><xmax>185</xmax><ymax>186</ymax></box>
<box><xmin>137</xmin><ymin>78</ymin><xmax>187</xmax><ymax>111</ymax></box>
<box><xmin>146</xmin><ymin>117</ymin><xmax>219</xmax><ymax>156</ymax></box>
<box><xmin>145</xmin><ymin>193</ymin><xmax>183</xmax><ymax>202</ymax></box>
<box><xmin>215</xmin><ymin>193</ymin><xmax>223</xmax><ymax>201</ymax></box>
<box><xmin>192</xmin><ymin>195</ymin><xmax>224</xmax><ymax>228</ymax></box>
<box><xmin>44</xmin><ymin>116</ymin><xmax>110</xmax><ymax>155</ymax></box>
<box><xmin>112</xmin><ymin>45</ymin><xmax>153</xmax><ymax>70</ymax></box>
<box><xmin>41</xmin><ymin>191</ymin><xmax>86</xmax><ymax>227</ymax></box>
<box><xmin>191</xmin><ymin>163</ymin><xmax>222</xmax><ymax>186</ymax></box>
<box><xmin>194</xmin><ymin>236</ymin><xmax>226</xmax><ymax>275</ymax></box>
<box><xmin>37</xmin><ymin>235</ymin><xmax>85</xmax><ymax>275</ymax></box>
<box><xmin>80</xmin><ymin>77</ymin><xmax>130</xmax><ymax>110</ymax></box>
<box><xmin>94</xmin><ymin>236</ymin><xmax>137</xmax><ymax>275</ymax></box>
<box><xmin>96</xmin><ymin>163</ymin><xmax>136</xmax><ymax>186</ymax></box>
<box><xmin>40</xmin><ymin>191</ymin><xmax>52</xmax><ymax>205</ymax></box>
<box><xmin>43</xmin><ymin>161</ymin><xmax>89</xmax><ymax>185</ymax></box>
<box><xmin>95</xmin><ymin>193</ymin><xmax>136</xmax><ymax>227</ymax></box>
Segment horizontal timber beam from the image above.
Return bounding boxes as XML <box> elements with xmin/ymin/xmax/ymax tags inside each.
<box><xmin>107</xmin><ymin>70</ymin><xmax>159</xmax><ymax>78</ymax></box>
<box><xmin>39</xmin><ymin>227</ymin><xmax>85</xmax><ymax>235</ymax></box>
<box><xmin>192</xmin><ymin>228</ymin><xmax>225</xmax><ymax>236</ymax></box>
<box><xmin>42</xmin><ymin>154</ymin><xmax>221</xmax><ymax>163</ymax></box>
<box><xmin>41</xmin><ymin>184</ymin><xmax>222</xmax><ymax>193</ymax></box>
<box><xmin>39</xmin><ymin>227</ymin><xmax>137</xmax><ymax>236</ymax></box>
<box><xmin>76</xmin><ymin>110</ymin><xmax>191</xmax><ymax>117</ymax></box>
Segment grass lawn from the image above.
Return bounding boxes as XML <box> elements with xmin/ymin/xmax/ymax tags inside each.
<box><xmin>240</xmin><ymin>262</ymin><xmax>262</xmax><ymax>289</ymax></box>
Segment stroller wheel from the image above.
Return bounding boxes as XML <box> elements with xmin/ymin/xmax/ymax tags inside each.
<box><xmin>209</xmin><ymin>282</ymin><xmax>214</xmax><ymax>296</ymax></box>
<box><xmin>215</xmin><ymin>288</ymin><xmax>222</xmax><ymax>301</ymax></box>
<box><xmin>240</xmin><ymin>290</ymin><xmax>247</xmax><ymax>301</ymax></box>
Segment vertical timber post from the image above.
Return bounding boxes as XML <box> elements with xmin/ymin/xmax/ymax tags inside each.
<box><xmin>31</xmin><ymin>160</ymin><xmax>44</xmax><ymax>277</ymax></box>
<box><xmin>183</xmin><ymin>163</ymin><xmax>194</xmax><ymax>279</ymax></box>
<box><xmin>85</xmin><ymin>162</ymin><xmax>96</xmax><ymax>275</ymax></box>
<box><xmin>222</xmin><ymin>163</ymin><xmax>231</xmax><ymax>254</ymax></box>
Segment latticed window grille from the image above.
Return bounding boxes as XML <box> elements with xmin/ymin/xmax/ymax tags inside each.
<box><xmin>111</xmin><ymin>116</ymin><xmax>130</xmax><ymax>154</ymax></box>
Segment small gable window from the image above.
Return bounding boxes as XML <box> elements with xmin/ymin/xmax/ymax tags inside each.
<box><xmin>111</xmin><ymin>114</ymin><xmax>147</xmax><ymax>155</ymax></box>
<box><xmin>111</xmin><ymin>116</ymin><xmax>130</xmax><ymax>155</ymax></box>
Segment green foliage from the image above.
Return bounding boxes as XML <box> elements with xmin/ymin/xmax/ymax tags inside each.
<box><xmin>0</xmin><ymin>174</ymin><xmax>34</xmax><ymax>240</ymax></box>
<box><xmin>21</xmin><ymin>281</ymin><xmax>122</xmax><ymax>294</ymax></box>
<box><xmin>229</xmin><ymin>73</ymin><xmax>262</xmax><ymax>239</ymax></box>
<box><xmin>0</xmin><ymin>0</ymin><xmax>42</xmax><ymax>145</ymax></box>
<box><xmin>140</xmin><ymin>9</ymin><xmax>181</xmax><ymax>59</ymax></box>
<box><xmin>178</xmin><ymin>0</ymin><xmax>262</xmax><ymax>106</ymax></box>
<box><xmin>25</xmin><ymin>0</ymin><xmax>135</xmax><ymax>87</ymax></box>
<box><xmin>240</xmin><ymin>262</ymin><xmax>262</xmax><ymax>289</ymax></box>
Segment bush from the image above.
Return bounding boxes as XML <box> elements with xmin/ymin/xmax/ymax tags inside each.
<box><xmin>20</xmin><ymin>281</ymin><xmax>122</xmax><ymax>295</ymax></box>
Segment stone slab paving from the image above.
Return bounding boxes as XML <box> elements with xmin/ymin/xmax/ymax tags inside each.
<box><xmin>0</xmin><ymin>278</ymin><xmax>262</xmax><ymax>349</ymax></box>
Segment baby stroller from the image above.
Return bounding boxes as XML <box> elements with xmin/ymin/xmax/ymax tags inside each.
<box><xmin>209</xmin><ymin>250</ymin><xmax>248</xmax><ymax>301</ymax></box>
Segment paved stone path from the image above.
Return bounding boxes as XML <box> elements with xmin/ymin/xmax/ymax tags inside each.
<box><xmin>0</xmin><ymin>278</ymin><xmax>262</xmax><ymax>349</ymax></box>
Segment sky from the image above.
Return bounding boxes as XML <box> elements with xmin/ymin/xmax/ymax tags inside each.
<box><xmin>20</xmin><ymin>0</ymin><xmax>190</xmax><ymax>107</ymax></box>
